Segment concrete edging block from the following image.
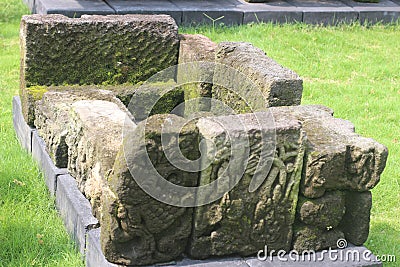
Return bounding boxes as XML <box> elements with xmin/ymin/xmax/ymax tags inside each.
<box><xmin>31</xmin><ymin>130</ymin><xmax>68</xmax><ymax>195</ymax></box>
<box><xmin>56</xmin><ymin>174</ymin><xmax>99</xmax><ymax>255</ymax></box>
<box><xmin>12</xmin><ymin>96</ymin><xmax>33</xmax><ymax>152</ymax></box>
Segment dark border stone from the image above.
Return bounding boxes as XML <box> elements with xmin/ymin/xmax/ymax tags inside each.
<box><xmin>56</xmin><ymin>174</ymin><xmax>99</xmax><ymax>255</ymax></box>
<box><xmin>12</xmin><ymin>96</ymin><xmax>34</xmax><ymax>152</ymax></box>
<box><xmin>35</xmin><ymin>0</ymin><xmax>115</xmax><ymax>17</ymax></box>
<box><xmin>31</xmin><ymin>130</ymin><xmax>68</xmax><ymax>195</ymax></box>
<box><xmin>105</xmin><ymin>0</ymin><xmax>182</xmax><ymax>24</ymax></box>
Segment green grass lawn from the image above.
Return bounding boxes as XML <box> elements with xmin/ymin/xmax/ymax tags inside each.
<box><xmin>0</xmin><ymin>0</ymin><xmax>399</xmax><ymax>265</ymax></box>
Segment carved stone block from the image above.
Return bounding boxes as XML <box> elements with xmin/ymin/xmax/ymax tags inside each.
<box><xmin>190</xmin><ymin>112</ymin><xmax>306</xmax><ymax>258</ymax></box>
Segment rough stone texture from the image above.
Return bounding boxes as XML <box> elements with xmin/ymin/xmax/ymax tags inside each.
<box><xmin>213</xmin><ymin>42</ymin><xmax>303</xmax><ymax>113</ymax></box>
<box><xmin>119</xmin><ymin>81</ymin><xmax>185</xmax><ymax>122</ymax></box>
<box><xmin>66</xmin><ymin>100</ymin><xmax>132</xmax><ymax>218</ymax></box>
<box><xmin>34</xmin><ymin>88</ymin><xmax>129</xmax><ymax>168</ymax></box>
<box><xmin>20</xmin><ymin>14</ymin><xmax>179</xmax><ymax>124</ymax></box>
<box><xmin>190</xmin><ymin>112</ymin><xmax>306</xmax><ymax>259</ymax></box>
<box><xmin>269</xmin><ymin>105</ymin><xmax>388</xmax><ymax>198</ymax></box>
<box><xmin>20</xmin><ymin>14</ymin><xmax>179</xmax><ymax>87</ymax></box>
<box><xmin>296</xmin><ymin>191</ymin><xmax>346</xmax><ymax>230</ymax></box>
<box><xmin>178</xmin><ymin>34</ymin><xmax>217</xmax><ymax>117</ymax></box>
<box><xmin>56</xmin><ymin>174</ymin><xmax>99</xmax><ymax>255</ymax></box>
<box><xmin>31</xmin><ymin>130</ymin><xmax>68</xmax><ymax>195</ymax></box>
<box><xmin>339</xmin><ymin>191</ymin><xmax>372</xmax><ymax>246</ymax></box>
<box><xmin>101</xmin><ymin>114</ymin><xmax>199</xmax><ymax>266</ymax></box>
<box><xmin>12</xmin><ymin>96</ymin><xmax>33</xmax><ymax>152</ymax></box>
<box><xmin>292</xmin><ymin>224</ymin><xmax>345</xmax><ymax>252</ymax></box>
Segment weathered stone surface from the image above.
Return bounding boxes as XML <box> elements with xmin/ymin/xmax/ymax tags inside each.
<box><xmin>101</xmin><ymin>114</ymin><xmax>199</xmax><ymax>266</ymax></box>
<box><xmin>20</xmin><ymin>14</ymin><xmax>179</xmax><ymax>124</ymax></box>
<box><xmin>296</xmin><ymin>191</ymin><xmax>346</xmax><ymax>230</ymax></box>
<box><xmin>269</xmin><ymin>105</ymin><xmax>388</xmax><ymax>198</ymax></box>
<box><xmin>339</xmin><ymin>191</ymin><xmax>372</xmax><ymax>245</ymax></box>
<box><xmin>20</xmin><ymin>14</ymin><xmax>179</xmax><ymax>87</ymax></box>
<box><xmin>190</xmin><ymin>112</ymin><xmax>306</xmax><ymax>259</ymax></box>
<box><xmin>119</xmin><ymin>81</ymin><xmax>185</xmax><ymax>122</ymax></box>
<box><xmin>213</xmin><ymin>42</ymin><xmax>303</xmax><ymax>113</ymax></box>
<box><xmin>178</xmin><ymin>34</ymin><xmax>217</xmax><ymax>116</ymax></box>
<box><xmin>34</xmin><ymin>88</ymin><xmax>129</xmax><ymax>168</ymax></box>
<box><xmin>292</xmin><ymin>224</ymin><xmax>345</xmax><ymax>252</ymax></box>
<box><xmin>66</xmin><ymin>100</ymin><xmax>132</xmax><ymax>218</ymax></box>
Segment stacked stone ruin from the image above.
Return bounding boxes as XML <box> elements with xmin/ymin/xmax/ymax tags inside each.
<box><xmin>20</xmin><ymin>14</ymin><xmax>388</xmax><ymax>266</ymax></box>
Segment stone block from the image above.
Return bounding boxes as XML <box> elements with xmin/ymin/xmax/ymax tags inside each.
<box><xmin>35</xmin><ymin>0</ymin><xmax>114</xmax><ymax>17</ymax></box>
<box><xmin>34</xmin><ymin>88</ymin><xmax>129</xmax><ymax>166</ymax></box>
<box><xmin>190</xmin><ymin>112</ymin><xmax>306</xmax><ymax>258</ymax></box>
<box><xmin>20</xmin><ymin>14</ymin><xmax>179</xmax><ymax>123</ymax></box>
<box><xmin>177</xmin><ymin>34</ymin><xmax>217</xmax><ymax>116</ymax></box>
<box><xmin>213</xmin><ymin>42</ymin><xmax>303</xmax><ymax>113</ymax></box>
<box><xmin>121</xmin><ymin>81</ymin><xmax>185</xmax><ymax>122</ymax></box>
<box><xmin>31</xmin><ymin>130</ymin><xmax>68</xmax><ymax>195</ymax></box>
<box><xmin>292</xmin><ymin>224</ymin><xmax>345</xmax><ymax>252</ymax></box>
<box><xmin>269</xmin><ymin>105</ymin><xmax>388</xmax><ymax>198</ymax></box>
<box><xmin>101</xmin><ymin>114</ymin><xmax>199</xmax><ymax>266</ymax></box>
<box><xmin>12</xmin><ymin>96</ymin><xmax>33</xmax><ymax>152</ymax></box>
<box><xmin>296</xmin><ymin>191</ymin><xmax>346</xmax><ymax>230</ymax></box>
<box><xmin>66</xmin><ymin>99</ymin><xmax>132</xmax><ymax>218</ymax></box>
<box><xmin>339</xmin><ymin>191</ymin><xmax>372</xmax><ymax>245</ymax></box>
<box><xmin>56</xmin><ymin>174</ymin><xmax>99</xmax><ymax>255</ymax></box>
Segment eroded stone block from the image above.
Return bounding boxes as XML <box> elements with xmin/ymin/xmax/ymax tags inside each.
<box><xmin>190</xmin><ymin>112</ymin><xmax>306</xmax><ymax>259</ymax></box>
<box><xmin>270</xmin><ymin>105</ymin><xmax>388</xmax><ymax>198</ymax></box>
<box><xmin>34</xmin><ymin>88</ymin><xmax>129</xmax><ymax>168</ymax></box>
<box><xmin>20</xmin><ymin>14</ymin><xmax>179</xmax><ymax>124</ymax></box>
<box><xmin>66</xmin><ymin>99</ymin><xmax>132</xmax><ymax>218</ymax></box>
<box><xmin>101</xmin><ymin>114</ymin><xmax>199</xmax><ymax>266</ymax></box>
<box><xmin>213</xmin><ymin>42</ymin><xmax>303</xmax><ymax>113</ymax></box>
<box><xmin>292</xmin><ymin>224</ymin><xmax>345</xmax><ymax>252</ymax></box>
<box><xmin>296</xmin><ymin>191</ymin><xmax>346</xmax><ymax>230</ymax></box>
<box><xmin>339</xmin><ymin>191</ymin><xmax>372</xmax><ymax>245</ymax></box>
<box><xmin>178</xmin><ymin>34</ymin><xmax>217</xmax><ymax>116</ymax></box>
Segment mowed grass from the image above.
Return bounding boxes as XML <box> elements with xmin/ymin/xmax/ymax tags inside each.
<box><xmin>183</xmin><ymin>23</ymin><xmax>400</xmax><ymax>265</ymax></box>
<box><xmin>0</xmin><ymin>0</ymin><xmax>84</xmax><ymax>266</ymax></box>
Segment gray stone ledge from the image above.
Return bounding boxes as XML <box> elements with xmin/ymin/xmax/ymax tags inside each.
<box><xmin>31</xmin><ymin>130</ymin><xmax>68</xmax><ymax>195</ymax></box>
<box><xmin>12</xmin><ymin>96</ymin><xmax>33</xmax><ymax>152</ymax></box>
<box><xmin>56</xmin><ymin>174</ymin><xmax>99</xmax><ymax>255</ymax></box>
<box><xmin>35</xmin><ymin>0</ymin><xmax>115</xmax><ymax>17</ymax></box>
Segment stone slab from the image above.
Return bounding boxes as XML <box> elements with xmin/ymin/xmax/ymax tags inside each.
<box><xmin>56</xmin><ymin>174</ymin><xmax>99</xmax><ymax>255</ymax></box>
<box><xmin>239</xmin><ymin>1</ymin><xmax>302</xmax><ymax>24</ymax></box>
<box><xmin>31</xmin><ymin>130</ymin><xmax>68</xmax><ymax>195</ymax></box>
<box><xmin>245</xmin><ymin>244</ymin><xmax>382</xmax><ymax>266</ymax></box>
<box><xmin>287</xmin><ymin>0</ymin><xmax>358</xmax><ymax>25</ymax></box>
<box><xmin>105</xmin><ymin>0</ymin><xmax>182</xmax><ymax>24</ymax></box>
<box><xmin>86</xmin><ymin>228</ymin><xmax>119</xmax><ymax>267</ymax></box>
<box><xmin>170</xmin><ymin>0</ymin><xmax>243</xmax><ymax>25</ymax></box>
<box><xmin>35</xmin><ymin>0</ymin><xmax>115</xmax><ymax>17</ymax></box>
<box><xmin>341</xmin><ymin>0</ymin><xmax>400</xmax><ymax>24</ymax></box>
<box><xmin>12</xmin><ymin>96</ymin><xmax>33</xmax><ymax>152</ymax></box>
